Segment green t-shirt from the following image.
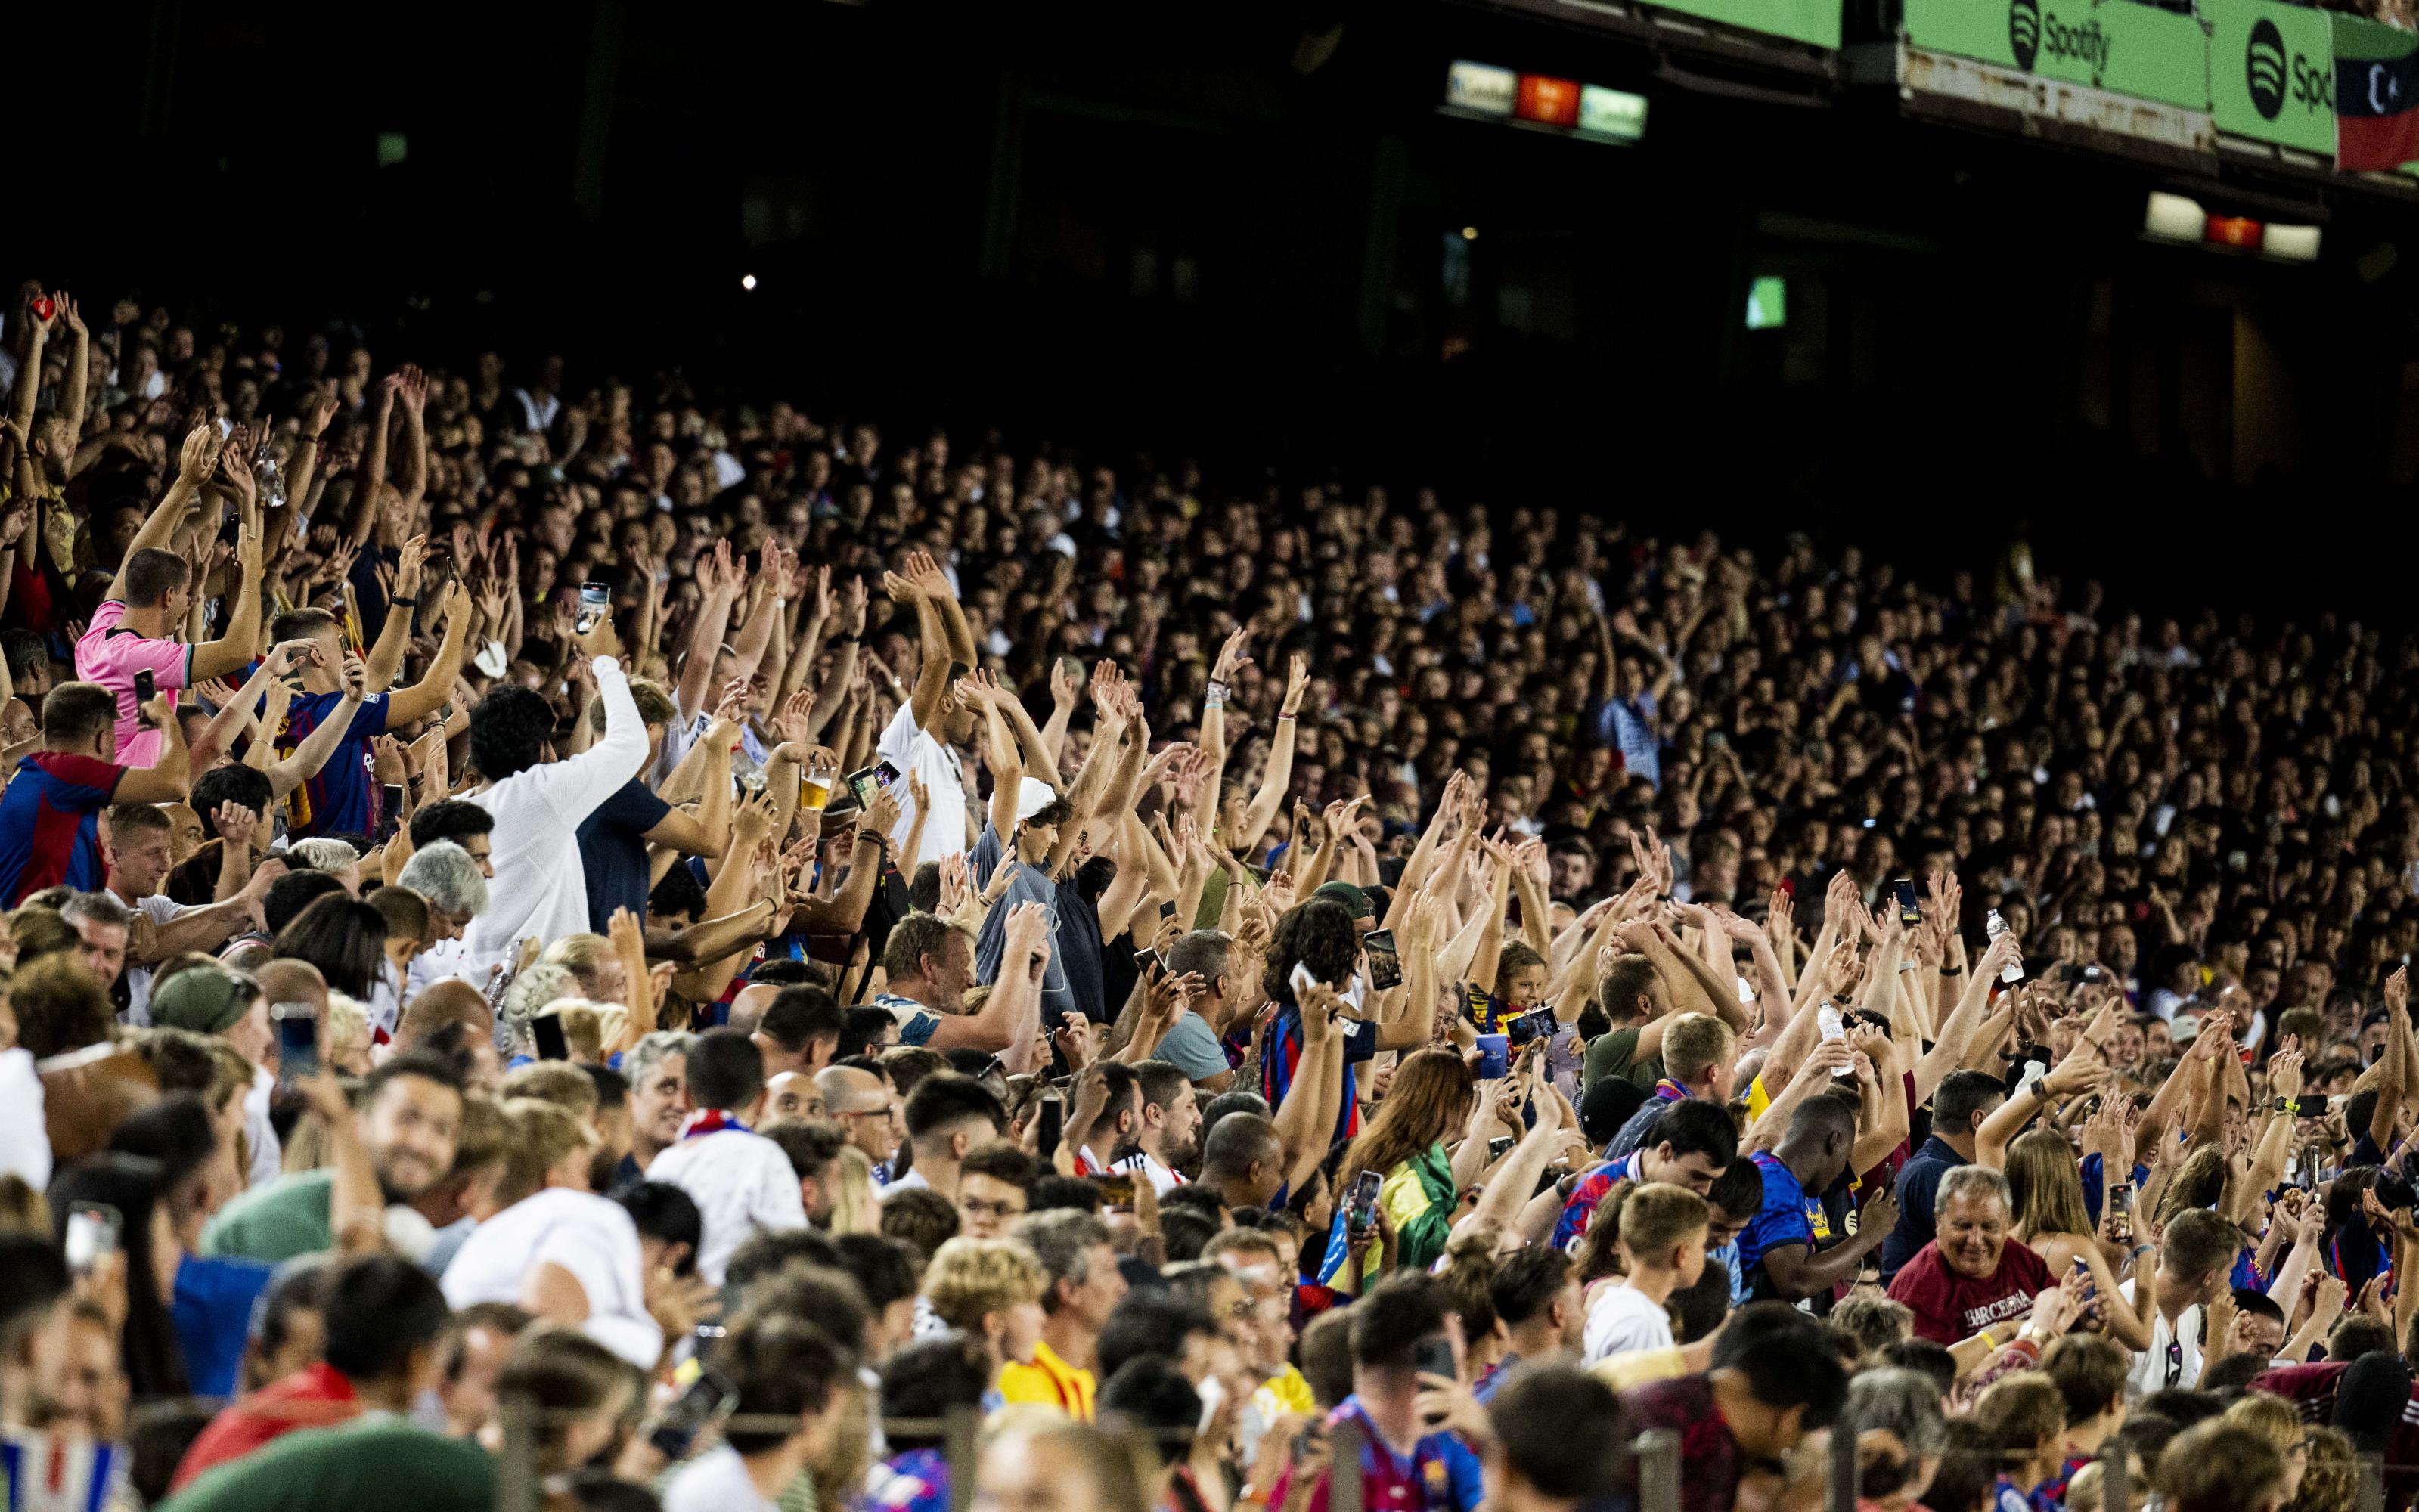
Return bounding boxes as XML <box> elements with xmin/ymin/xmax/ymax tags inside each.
<box><xmin>160</xmin><ymin>1420</ymin><xmax>493</xmax><ymax>1512</ymax></box>
<box><xmin>199</xmin><ymin>1168</ymin><xmax>335</xmax><ymax>1264</ymax></box>
<box><xmin>1583</xmin><ymin>1026</ymin><xmax>1664</xmax><ymax>1092</ymax></box>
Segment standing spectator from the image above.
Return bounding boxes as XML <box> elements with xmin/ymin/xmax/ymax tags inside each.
<box><xmin>1880</xmin><ymin>1070</ymin><xmax>2006</xmax><ymax>1283</ymax></box>
<box><xmin>0</xmin><ymin>683</ymin><xmax>189</xmax><ymax>905</ymax></box>
<box><xmin>1885</xmin><ymin>1166</ymin><xmax>2058</xmax><ymax>1364</ymax></box>
<box><xmin>1739</xmin><ymin>1098</ymin><xmax>1895</xmax><ymax>1303</ymax></box>
<box><xmin>1582</xmin><ymin>1184</ymin><xmax>1708</xmax><ymax>1365</ymax></box>
<box><xmin>1115</xmin><ymin>1061</ymin><xmax>1202</xmax><ymax>1198</ymax></box>
<box><xmin>1267</xmin><ymin>1273</ymin><xmax>1483</xmax><ymax>1512</ymax></box>
<box><xmin>884</xmin><ymin>1073</ymin><xmax>1006</xmax><ymax>1199</ymax></box>
<box><xmin>1617</xmin><ymin>1303</ymin><xmax>1846</xmax><ymax>1512</ymax></box>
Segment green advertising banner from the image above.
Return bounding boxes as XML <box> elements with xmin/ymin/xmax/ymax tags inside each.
<box><xmin>1902</xmin><ymin>0</ymin><xmax>2210</xmax><ymax>110</ymax></box>
<box><xmin>1643</xmin><ymin>0</ymin><xmax>1839</xmax><ymax>50</ymax></box>
<box><xmin>2206</xmin><ymin>0</ymin><xmax>2337</xmax><ymax>153</ymax></box>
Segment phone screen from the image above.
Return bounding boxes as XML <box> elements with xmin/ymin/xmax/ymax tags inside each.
<box><xmin>2296</xmin><ymin>1094</ymin><xmax>2331</xmax><ymax>1118</ymax></box>
<box><xmin>1893</xmin><ymin>878</ymin><xmax>1921</xmax><ymax>925</ymax></box>
<box><xmin>1503</xmin><ymin>1006</ymin><xmax>1556</xmax><ymax>1049</ymax></box>
<box><xmin>647</xmin><ymin>1367</ymin><xmax>738</xmax><ymax>1460</ymax></box>
<box><xmin>1094</xmin><ymin>1173</ymin><xmax>1137</xmax><ymax>1208</ymax></box>
<box><xmin>1487</xmin><ymin>1135</ymin><xmax>1514</xmax><ymax>1162</ymax></box>
<box><xmin>1037</xmin><ymin>1095</ymin><xmax>1064</xmax><ymax>1160</ymax></box>
<box><xmin>1363</xmin><ymin>929</ymin><xmax>1402</xmax><ymax>992</ymax></box>
<box><xmin>846</xmin><ymin>768</ymin><xmax>879</xmax><ymax>810</ymax></box>
<box><xmin>64</xmin><ymin>1202</ymin><xmax>122</xmax><ymax>1274</ymax></box>
<box><xmin>133</xmin><ymin>668</ymin><xmax>157</xmax><ymax>708</ymax></box>
<box><xmin>273</xmin><ymin>1002</ymin><xmax>320</xmax><ymax>1081</ymax></box>
<box><xmin>1348</xmin><ymin>1170</ymin><xmax>1383</xmax><ymax>1235</ymax></box>
<box><xmin>532</xmin><ymin>1014</ymin><xmax>570</xmax><ymax>1061</ymax></box>
<box><xmin>377</xmin><ymin>785</ymin><xmax>405</xmax><ymax>844</ymax></box>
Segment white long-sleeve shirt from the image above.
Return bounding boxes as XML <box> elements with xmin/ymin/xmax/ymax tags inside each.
<box><xmin>439</xmin><ymin>1187</ymin><xmax>662</xmax><ymax>1369</ymax></box>
<box><xmin>466</xmin><ymin>656</ymin><xmax>647</xmax><ymax>960</ymax></box>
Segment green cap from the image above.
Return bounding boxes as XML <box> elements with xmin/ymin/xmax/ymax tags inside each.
<box><xmin>150</xmin><ymin>965</ymin><xmax>257</xmax><ymax>1036</ymax></box>
<box><xmin>1311</xmin><ymin>881</ymin><xmax>1374</xmax><ymax>920</ymax></box>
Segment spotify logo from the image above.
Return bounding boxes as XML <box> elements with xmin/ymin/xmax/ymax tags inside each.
<box><xmin>2010</xmin><ymin>0</ymin><xmax>2040</xmax><ymax>72</ymax></box>
<box><xmin>2247</xmin><ymin>17</ymin><xmax>2287</xmax><ymax>119</ymax></box>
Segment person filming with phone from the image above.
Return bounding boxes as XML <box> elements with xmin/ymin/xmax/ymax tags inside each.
<box><xmin>1267</xmin><ymin>1272</ymin><xmax>1484</xmax><ymax>1512</ymax></box>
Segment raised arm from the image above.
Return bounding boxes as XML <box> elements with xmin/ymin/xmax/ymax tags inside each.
<box><xmin>383</xmin><ymin>584</ymin><xmax>476</xmax><ymax>727</ymax></box>
<box><xmin>115</xmin><ymin>695</ymin><xmax>194</xmax><ymax>804</ymax></box>
<box><xmin>1230</xmin><ymin>655</ymin><xmax>1308</xmax><ymax>858</ymax></box>
<box><xmin>107</xmin><ymin>423</ymin><xmax>223</xmax><ymax>603</ymax></box>
<box><xmin>674</xmin><ymin>543</ymin><xmax>740</xmax><ymax>724</ymax></box>
<box><xmin>343</xmin><ymin>376</ymin><xmax>400</xmax><ymax>550</ymax></box>
<box><xmin>362</xmin><ymin>535</ymin><xmax>430</xmax><ymax>691</ymax></box>
<box><xmin>188</xmin><ymin>513</ymin><xmax>266</xmax><ymax>683</ymax></box>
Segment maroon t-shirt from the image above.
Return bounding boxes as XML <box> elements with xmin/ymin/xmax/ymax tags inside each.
<box><xmin>1884</xmin><ymin>1239</ymin><xmax>2056</xmax><ymax>1345</ymax></box>
<box><xmin>1619</xmin><ymin>1375</ymin><xmax>1741</xmax><ymax>1512</ymax></box>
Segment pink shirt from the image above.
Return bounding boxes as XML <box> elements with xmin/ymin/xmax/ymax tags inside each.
<box><xmin>74</xmin><ymin>600</ymin><xmax>191</xmax><ymax>767</ymax></box>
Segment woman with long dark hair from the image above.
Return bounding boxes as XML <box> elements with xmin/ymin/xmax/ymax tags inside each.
<box><xmin>272</xmin><ymin>895</ymin><xmax>390</xmax><ymax>1001</ymax></box>
<box><xmin>49</xmin><ymin>1154</ymin><xmax>189</xmax><ymax>1399</ymax></box>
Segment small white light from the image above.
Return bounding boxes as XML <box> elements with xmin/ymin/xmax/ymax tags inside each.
<box><xmin>741</xmin><ymin>274</ymin><xmax>758</xmax><ymax>290</ymax></box>
<box><xmin>1461</xmin><ymin>226</ymin><xmax>1478</xmax><ymax>241</ymax></box>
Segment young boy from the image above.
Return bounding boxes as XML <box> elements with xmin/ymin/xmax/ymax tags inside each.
<box><xmin>644</xmin><ymin>1028</ymin><xmax>808</xmax><ymax>1284</ymax></box>
<box><xmin>1581</xmin><ymin>1182</ymin><xmax>1708</xmax><ymax>1365</ymax></box>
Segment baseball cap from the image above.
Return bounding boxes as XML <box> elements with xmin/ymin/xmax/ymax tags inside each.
<box><xmin>2169</xmin><ymin>1012</ymin><xmax>2201</xmax><ymax>1046</ymax></box>
<box><xmin>151</xmin><ymin>965</ymin><xmax>259</xmax><ymax>1036</ymax></box>
<box><xmin>1014</xmin><ymin>777</ymin><xmax>1059</xmax><ymax>823</ymax></box>
<box><xmin>1310</xmin><ymin>881</ymin><xmax>1373</xmax><ymax>921</ymax></box>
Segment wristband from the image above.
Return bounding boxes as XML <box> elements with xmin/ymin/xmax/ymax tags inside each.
<box><xmin>389</xmin><ymin>595</ymin><xmax>420</xmax><ymax>608</ymax></box>
<box><xmin>1206</xmin><ymin>678</ymin><xmax>1231</xmax><ymax>702</ymax></box>
<box><xmin>1204</xmin><ymin>687</ymin><xmax>1227</xmax><ymax>711</ymax></box>
<box><xmin>858</xmin><ymin>830</ymin><xmax>889</xmax><ymax>847</ymax></box>
<box><xmin>1940</xmin><ymin>965</ymin><xmax>1964</xmax><ymax>977</ymax></box>
<box><xmin>1977</xmin><ymin>1328</ymin><xmax>1996</xmax><ymax>1351</ymax></box>
<box><xmin>1896</xmin><ymin>960</ymin><xmax>1921</xmax><ymax>974</ymax></box>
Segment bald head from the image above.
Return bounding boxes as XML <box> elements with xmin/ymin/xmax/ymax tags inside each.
<box><xmin>816</xmin><ymin>1066</ymin><xmax>885</xmax><ymax>1116</ymax></box>
<box><xmin>817</xmin><ymin>1064</ymin><xmax>898</xmax><ymax>1163</ymax></box>
<box><xmin>1202</xmin><ymin>1111</ymin><xmax>1282</xmax><ymax>1176</ymax></box>
<box><xmin>255</xmin><ymin>959</ymin><xmax>327</xmax><ymax>1014</ymax></box>
<box><xmin>727</xmin><ymin>982</ymin><xmax>782</xmax><ymax>1036</ymax></box>
<box><xmin>764</xmin><ymin>1071</ymin><xmax>821</xmax><ymax>1122</ymax></box>
<box><xmin>399</xmin><ymin>978</ymin><xmax>492</xmax><ymax>1049</ymax></box>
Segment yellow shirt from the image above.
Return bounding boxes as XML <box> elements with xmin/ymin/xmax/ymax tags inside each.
<box><xmin>997</xmin><ymin>1341</ymin><xmax>1096</xmax><ymax>1421</ymax></box>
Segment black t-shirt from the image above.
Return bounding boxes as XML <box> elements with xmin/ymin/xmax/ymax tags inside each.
<box><xmin>577</xmin><ymin>778</ymin><xmax>672</xmax><ymax>934</ymax></box>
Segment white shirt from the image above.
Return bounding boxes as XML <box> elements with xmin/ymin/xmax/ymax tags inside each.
<box><xmin>465</xmin><ymin>657</ymin><xmax>647</xmax><ymax>962</ymax></box>
<box><xmin>1113</xmin><ymin>1150</ymin><xmax>1183</xmax><ymax>1198</ymax></box>
<box><xmin>874</xmin><ymin>702</ymin><xmax>968</xmax><ymax>872</ymax></box>
<box><xmin>1583</xmin><ymin>1283</ymin><xmax>1675</xmax><ymax>1365</ymax></box>
<box><xmin>2120</xmin><ymin>1278</ymin><xmax>2204</xmax><ymax>1393</ymax></box>
<box><xmin>0</xmin><ymin>1049</ymin><xmax>50</xmax><ymax>1190</ymax></box>
<box><xmin>119</xmin><ymin>894</ymin><xmax>188</xmax><ymax>1028</ymax></box>
<box><xmin>662</xmin><ymin>1444</ymin><xmax>777</xmax><ymax>1512</ymax></box>
<box><xmin>243</xmin><ymin>1064</ymin><xmax>283</xmax><ymax>1189</ymax></box>
<box><xmin>440</xmin><ymin>1188</ymin><xmax>663</xmax><ymax>1370</ymax></box>
<box><xmin>647</xmin><ymin>1127</ymin><xmax>807</xmax><ymax>1285</ymax></box>
<box><xmin>878</xmin><ymin>1167</ymin><xmax>931</xmax><ymax>1198</ymax></box>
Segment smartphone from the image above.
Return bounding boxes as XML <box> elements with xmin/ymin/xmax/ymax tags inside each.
<box><xmin>272</xmin><ymin>1001</ymin><xmax>320</xmax><ymax>1081</ymax></box>
<box><xmin>1412</xmin><ymin>1335</ymin><xmax>1458</xmax><ymax>1383</ymax></box>
<box><xmin>976</xmin><ymin>1055</ymin><xmax>1007</xmax><ymax>1083</ymax></box>
<box><xmin>845</xmin><ymin>764</ymin><xmax>900</xmax><ymax>810</ymax></box>
<box><xmin>577</xmin><ymin>581</ymin><xmax>611</xmax><ymax>633</ymax></box>
<box><xmin>1133</xmin><ymin>947</ymin><xmax>1163</xmax><ymax>977</ymax></box>
<box><xmin>647</xmin><ymin>1366</ymin><xmax>738</xmax><ymax>1461</ymax></box>
<box><xmin>1094</xmin><ymin>1173</ymin><xmax>1137</xmax><ymax>1208</ymax></box>
<box><xmin>64</xmin><ymin>1202</ymin><xmax>122</xmax><ymax>1275</ymax></box>
<box><xmin>1487</xmin><ymin>1135</ymin><xmax>1515</xmax><ymax>1162</ymax></box>
<box><xmin>1347</xmin><ymin>1169</ymin><xmax>1383</xmax><ymax>1238</ymax></box>
<box><xmin>1037</xmin><ymin>1094</ymin><xmax>1064</xmax><ymax>1160</ymax></box>
<box><xmin>1364</xmin><ymin>929</ymin><xmax>1402</xmax><ymax>992</ymax></box>
<box><xmin>2071</xmin><ymin>1256</ymin><xmax>2098</xmax><ymax>1303</ymax></box>
<box><xmin>2296</xmin><ymin>1093</ymin><xmax>2331</xmax><ymax>1118</ymax></box>
<box><xmin>531</xmin><ymin>1013</ymin><xmax>570</xmax><ymax>1061</ymax></box>
<box><xmin>133</xmin><ymin>668</ymin><xmax>157</xmax><ymax>711</ymax></box>
<box><xmin>1159</xmin><ymin>899</ymin><xmax>1178</xmax><ymax>922</ymax></box>
<box><xmin>1503</xmin><ymin>1005</ymin><xmax>1557</xmax><ymax>1049</ymax></box>
<box><xmin>1892</xmin><ymin>878</ymin><xmax>1921</xmax><ymax>926</ymax></box>
<box><xmin>377</xmin><ymin>784</ymin><xmax>405</xmax><ymax>844</ymax></box>
<box><xmin>2107</xmin><ymin>1182</ymin><xmax>2134</xmax><ymax>1241</ymax></box>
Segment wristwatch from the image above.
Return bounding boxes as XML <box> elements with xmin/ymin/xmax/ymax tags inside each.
<box><xmin>2271</xmin><ymin>1096</ymin><xmax>2293</xmax><ymax>1116</ymax></box>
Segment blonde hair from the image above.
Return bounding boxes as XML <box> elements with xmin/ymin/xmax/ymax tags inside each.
<box><xmin>0</xmin><ymin>1175</ymin><xmax>51</xmax><ymax>1238</ymax></box>
<box><xmin>495</xmin><ymin>1097</ymin><xmax>596</xmax><ymax>1207</ymax></box>
<box><xmin>828</xmin><ymin>1145</ymin><xmax>880</xmax><ymax>1236</ymax></box>
<box><xmin>2222</xmin><ymin>1393</ymin><xmax>2306</xmax><ymax>1455</ymax></box>
<box><xmin>541</xmin><ymin>934</ymin><xmax>621</xmax><ymax>1001</ymax></box>
<box><xmin>502</xmin><ymin>1061</ymin><xmax>602</xmax><ymax>1119</ymax></box>
<box><xmin>2008</xmin><ymin>1127</ymin><xmax>2095</xmax><ymax>1239</ymax></box>
<box><xmin>923</xmin><ymin>1236</ymin><xmax>1047</xmax><ymax>1334</ymax></box>
<box><xmin>1615</xmin><ymin>1182</ymin><xmax>1710</xmax><ymax>1266</ymax></box>
<box><xmin>324</xmin><ymin>991</ymin><xmax>368</xmax><ymax>1064</ymax></box>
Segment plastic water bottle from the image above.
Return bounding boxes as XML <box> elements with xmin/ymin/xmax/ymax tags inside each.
<box><xmin>253</xmin><ymin>438</ymin><xmax>285</xmax><ymax>511</ymax></box>
<box><xmin>1986</xmin><ymin>908</ymin><xmax>2025</xmax><ymax>984</ymax></box>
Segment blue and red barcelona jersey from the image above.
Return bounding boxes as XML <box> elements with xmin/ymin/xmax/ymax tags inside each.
<box><xmin>1552</xmin><ymin>1150</ymin><xmax>1643</xmax><ymax>1250</ymax></box>
<box><xmin>279</xmin><ymin>692</ymin><xmax>389</xmax><ymax>840</ymax></box>
<box><xmin>1262</xmin><ymin>1005</ymin><xmax>1376</xmax><ymax>1147</ymax></box>
<box><xmin>0</xmin><ymin>752</ymin><xmax>126</xmax><ymax>904</ymax></box>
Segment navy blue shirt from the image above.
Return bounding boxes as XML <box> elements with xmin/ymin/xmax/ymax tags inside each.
<box><xmin>1880</xmin><ymin>1134</ymin><xmax>1962</xmax><ymax>1282</ymax></box>
<box><xmin>575</xmin><ymin>778</ymin><xmax>671</xmax><ymax>934</ymax></box>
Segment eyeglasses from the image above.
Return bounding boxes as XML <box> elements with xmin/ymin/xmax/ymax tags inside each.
<box><xmin>839</xmin><ymin>1105</ymin><xmax>900</xmax><ymax>1123</ymax></box>
<box><xmin>962</xmin><ymin>1198</ymin><xmax>1025</xmax><ymax>1219</ymax></box>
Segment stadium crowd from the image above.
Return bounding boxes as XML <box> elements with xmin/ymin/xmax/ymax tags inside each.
<box><xmin>0</xmin><ymin>280</ymin><xmax>2410</xmax><ymax>1512</ymax></box>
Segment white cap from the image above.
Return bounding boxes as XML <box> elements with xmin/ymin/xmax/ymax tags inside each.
<box><xmin>1015</xmin><ymin>778</ymin><xmax>1059</xmax><ymax>823</ymax></box>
